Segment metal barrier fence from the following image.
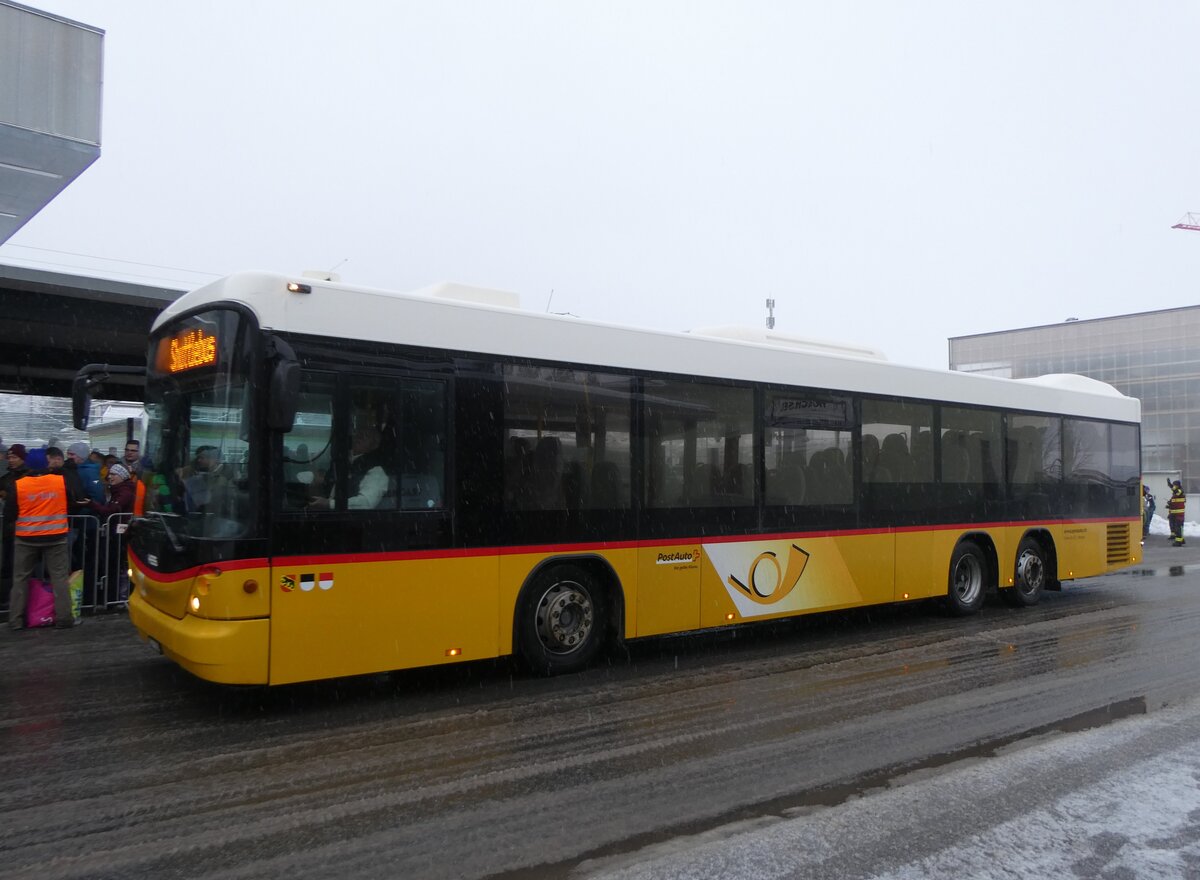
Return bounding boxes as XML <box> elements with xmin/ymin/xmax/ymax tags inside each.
<box><xmin>0</xmin><ymin>512</ymin><xmax>133</xmax><ymax>616</ymax></box>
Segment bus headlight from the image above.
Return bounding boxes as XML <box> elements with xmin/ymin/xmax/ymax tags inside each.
<box><xmin>190</xmin><ymin>595</ymin><xmax>201</xmax><ymax>613</ymax></box>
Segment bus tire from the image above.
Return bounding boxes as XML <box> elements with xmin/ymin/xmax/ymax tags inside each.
<box><xmin>1004</xmin><ymin>536</ymin><xmax>1047</xmax><ymax>607</ymax></box>
<box><xmin>516</xmin><ymin>563</ymin><xmax>607</xmax><ymax>675</ymax></box>
<box><xmin>946</xmin><ymin>541</ymin><xmax>986</xmax><ymax>616</ymax></box>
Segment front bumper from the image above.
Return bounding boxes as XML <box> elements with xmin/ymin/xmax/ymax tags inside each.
<box><xmin>128</xmin><ymin>591</ymin><xmax>269</xmax><ymax>685</ymax></box>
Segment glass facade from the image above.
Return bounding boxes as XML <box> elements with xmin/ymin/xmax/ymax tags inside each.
<box><xmin>949</xmin><ymin>306</ymin><xmax>1200</xmax><ymax>492</ymax></box>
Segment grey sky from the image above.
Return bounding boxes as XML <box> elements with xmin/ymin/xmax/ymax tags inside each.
<box><xmin>4</xmin><ymin>1</ymin><xmax>1199</xmax><ymax>369</ymax></box>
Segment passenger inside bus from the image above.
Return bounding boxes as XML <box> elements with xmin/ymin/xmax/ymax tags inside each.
<box><xmin>308</xmin><ymin>424</ymin><xmax>391</xmax><ymax>510</ymax></box>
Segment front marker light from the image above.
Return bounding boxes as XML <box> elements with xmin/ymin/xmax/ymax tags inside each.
<box><xmin>190</xmin><ymin>595</ymin><xmax>200</xmax><ymax>613</ymax></box>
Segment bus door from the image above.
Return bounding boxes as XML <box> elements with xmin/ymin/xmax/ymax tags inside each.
<box><xmin>269</xmin><ymin>369</ymin><xmax>494</xmax><ymax>683</ymax></box>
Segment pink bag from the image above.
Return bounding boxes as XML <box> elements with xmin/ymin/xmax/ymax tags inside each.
<box><xmin>25</xmin><ymin>578</ymin><xmax>56</xmax><ymax>628</ymax></box>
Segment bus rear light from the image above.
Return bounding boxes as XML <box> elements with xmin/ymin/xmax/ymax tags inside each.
<box><xmin>901</xmin><ymin>592</ymin><xmax>909</xmax><ymax>600</ymax></box>
<box><xmin>243</xmin><ymin>579</ymin><xmax>258</xmax><ymax>594</ymax></box>
<box><xmin>445</xmin><ymin>648</ymin><xmax>461</xmax><ymax>657</ymax></box>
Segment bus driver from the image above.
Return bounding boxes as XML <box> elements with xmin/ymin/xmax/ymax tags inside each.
<box><xmin>308</xmin><ymin>424</ymin><xmax>390</xmax><ymax>510</ymax></box>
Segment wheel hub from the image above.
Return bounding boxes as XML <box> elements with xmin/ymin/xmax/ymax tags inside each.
<box><xmin>953</xmin><ymin>555</ymin><xmax>982</xmax><ymax>605</ymax></box>
<box><xmin>536</xmin><ymin>582</ymin><xmax>594</xmax><ymax>655</ymax></box>
<box><xmin>1017</xmin><ymin>550</ymin><xmax>1044</xmax><ymax>591</ymax></box>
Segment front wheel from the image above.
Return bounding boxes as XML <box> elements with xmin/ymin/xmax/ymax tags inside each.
<box><xmin>1004</xmin><ymin>536</ymin><xmax>1047</xmax><ymax>607</ymax></box>
<box><xmin>946</xmin><ymin>542</ymin><xmax>987</xmax><ymax>616</ymax></box>
<box><xmin>516</xmin><ymin>564</ymin><xmax>608</xmax><ymax>675</ymax></box>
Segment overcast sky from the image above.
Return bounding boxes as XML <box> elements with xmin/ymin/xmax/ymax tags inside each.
<box><xmin>4</xmin><ymin>1</ymin><xmax>1199</xmax><ymax>369</ymax></box>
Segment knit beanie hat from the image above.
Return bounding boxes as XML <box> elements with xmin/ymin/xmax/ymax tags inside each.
<box><xmin>108</xmin><ymin>463</ymin><xmax>130</xmax><ymax>481</ymax></box>
<box><xmin>8</xmin><ymin>443</ymin><xmax>26</xmax><ymax>462</ymax></box>
<box><xmin>68</xmin><ymin>441</ymin><xmax>90</xmax><ymax>460</ymax></box>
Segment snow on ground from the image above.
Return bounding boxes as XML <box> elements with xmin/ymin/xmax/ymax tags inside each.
<box><xmin>579</xmin><ymin>697</ymin><xmax>1200</xmax><ymax>880</ymax></box>
<box><xmin>1146</xmin><ymin>514</ymin><xmax>1200</xmax><ymax>539</ymax></box>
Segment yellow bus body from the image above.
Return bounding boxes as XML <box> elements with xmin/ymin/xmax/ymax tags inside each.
<box><xmin>127</xmin><ymin>518</ymin><xmax>1139</xmax><ymax>686</ymax></box>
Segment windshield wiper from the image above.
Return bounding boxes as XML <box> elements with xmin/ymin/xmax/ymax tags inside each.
<box><xmin>145</xmin><ymin>510</ymin><xmax>184</xmax><ymax>552</ymax></box>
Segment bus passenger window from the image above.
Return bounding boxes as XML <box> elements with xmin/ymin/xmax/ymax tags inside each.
<box><xmin>862</xmin><ymin>399</ymin><xmax>933</xmax><ymax>485</ymax></box>
<box><xmin>502</xmin><ymin>365</ymin><xmax>633</xmax><ymax>511</ymax></box>
<box><xmin>644</xmin><ymin>380</ymin><xmax>754</xmax><ymax>508</ymax></box>
<box><xmin>763</xmin><ymin>391</ymin><xmax>853</xmax><ymax>507</ymax></box>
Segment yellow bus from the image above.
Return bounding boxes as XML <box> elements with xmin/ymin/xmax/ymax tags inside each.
<box><xmin>74</xmin><ymin>272</ymin><xmax>1142</xmax><ymax>685</ymax></box>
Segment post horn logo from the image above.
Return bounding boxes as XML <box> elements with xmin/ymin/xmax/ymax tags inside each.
<box><xmin>727</xmin><ymin>544</ymin><xmax>810</xmax><ymax>605</ymax></box>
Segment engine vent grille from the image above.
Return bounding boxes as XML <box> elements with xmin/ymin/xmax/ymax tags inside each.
<box><xmin>1107</xmin><ymin>523</ymin><xmax>1131</xmax><ymax>565</ymax></box>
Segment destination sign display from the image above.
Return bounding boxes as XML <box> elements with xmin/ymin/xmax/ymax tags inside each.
<box><xmin>768</xmin><ymin>395</ymin><xmax>853</xmax><ymax>428</ymax></box>
<box><xmin>158</xmin><ymin>328</ymin><xmax>219</xmax><ymax>374</ymax></box>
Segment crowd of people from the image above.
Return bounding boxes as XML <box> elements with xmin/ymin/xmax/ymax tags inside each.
<box><xmin>0</xmin><ymin>435</ymin><xmax>140</xmax><ymax>629</ymax></box>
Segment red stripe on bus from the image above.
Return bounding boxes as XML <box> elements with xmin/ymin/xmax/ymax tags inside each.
<box><xmin>131</xmin><ymin>517</ymin><xmax>1138</xmax><ymax>576</ymax></box>
<box><xmin>128</xmin><ymin>550</ymin><xmax>270</xmax><ymax>583</ymax></box>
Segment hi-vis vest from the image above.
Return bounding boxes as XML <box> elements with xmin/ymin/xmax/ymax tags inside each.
<box><xmin>14</xmin><ymin>474</ymin><xmax>69</xmax><ymax>539</ymax></box>
<box><xmin>1168</xmin><ymin>488</ymin><xmax>1186</xmax><ymax>515</ymax></box>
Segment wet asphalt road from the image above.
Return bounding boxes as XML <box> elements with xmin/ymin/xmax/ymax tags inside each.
<box><xmin>3</xmin><ymin>538</ymin><xmax>1200</xmax><ymax>880</ymax></box>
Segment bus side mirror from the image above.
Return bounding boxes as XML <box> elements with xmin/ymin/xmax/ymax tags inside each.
<box><xmin>72</xmin><ymin>373</ymin><xmax>92</xmax><ymax>430</ymax></box>
<box><xmin>268</xmin><ymin>359</ymin><xmax>300</xmax><ymax>432</ymax></box>
<box><xmin>265</xmin><ymin>335</ymin><xmax>300</xmax><ymax>432</ymax></box>
<box><xmin>72</xmin><ymin>364</ymin><xmax>146</xmax><ymax>430</ymax></box>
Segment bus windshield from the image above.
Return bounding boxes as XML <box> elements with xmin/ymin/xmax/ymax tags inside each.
<box><xmin>140</xmin><ymin>308</ymin><xmax>256</xmax><ymax>541</ymax></box>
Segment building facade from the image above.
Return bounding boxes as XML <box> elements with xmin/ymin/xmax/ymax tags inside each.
<box><xmin>949</xmin><ymin>306</ymin><xmax>1200</xmax><ymax>493</ymax></box>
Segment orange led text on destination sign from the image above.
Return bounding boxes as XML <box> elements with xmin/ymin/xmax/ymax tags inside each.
<box><xmin>169</xmin><ymin>330</ymin><xmax>218</xmax><ymax>373</ymax></box>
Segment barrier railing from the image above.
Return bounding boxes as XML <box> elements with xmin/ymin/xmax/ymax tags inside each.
<box><xmin>0</xmin><ymin>512</ymin><xmax>134</xmax><ymax>616</ymax></box>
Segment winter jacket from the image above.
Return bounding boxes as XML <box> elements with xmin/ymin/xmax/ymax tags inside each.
<box><xmin>89</xmin><ymin>479</ymin><xmax>136</xmax><ymax>517</ymax></box>
<box><xmin>75</xmin><ymin>459</ymin><xmax>105</xmax><ymax>504</ymax></box>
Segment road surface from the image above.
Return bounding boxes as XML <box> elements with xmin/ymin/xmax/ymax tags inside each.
<box><xmin>2</xmin><ymin>537</ymin><xmax>1199</xmax><ymax>879</ymax></box>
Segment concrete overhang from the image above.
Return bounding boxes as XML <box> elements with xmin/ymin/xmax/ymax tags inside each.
<box><xmin>0</xmin><ymin>264</ymin><xmax>185</xmax><ymax>399</ymax></box>
<box><xmin>0</xmin><ymin>2</ymin><xmax>103</xmax><ymax>244</ymax></box>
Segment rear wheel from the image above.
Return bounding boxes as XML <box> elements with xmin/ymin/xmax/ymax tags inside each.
<box><xmin>946</xmin><ymin>542</ymin><xmax>986</xmax><ymax>616</ymax></box>
<box><xmin>1004</xmin><ymin>536</ymin><xmax>1047</xmax><ymax>607</ymax></box>
<box><xmin>516</xmin><ymin>564</ymin><xmax>607</xmax><ymax>675</ymax></box>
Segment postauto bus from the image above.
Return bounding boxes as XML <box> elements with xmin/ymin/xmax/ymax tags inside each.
<box><xmin>73</xmin><ymin>272</ymin><xmax>1141</xmax><ymax>685</ymax></box>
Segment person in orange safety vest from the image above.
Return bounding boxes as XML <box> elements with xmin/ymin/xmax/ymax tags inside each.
<box><xmin>7</xmin><ymin>468</ymin><xmax>84</xmax><ymax>629</ymax></box>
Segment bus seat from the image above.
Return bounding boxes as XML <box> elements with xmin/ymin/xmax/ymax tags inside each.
<box><xmin>591</xmin><ymin>461</ymin><xmax>622</xmax><ymax>507</ymax></box>
<box><xmin>912</xmin><ymin>430</ymin><xmax>933</xmax><ymax>480</ymax></box>
<box><xmin>533</xmin><ymin>436</ymin><xmax>563</xmax><ymax>508</ymax></box>
<box><xmin>690</xmin><ymin>463</ymin><xmax>713</xmax><ymax>504</ymax></box>
<box><xmin>1012</xmin><ymin>427</ymin><xmax>1036</xmax><ymax>485</ymax></box>
<box><xmin>562</xmin><ymin>461</ymin><xmax>588</xmax><ymax>510</ymax></box>
<box><xmin>505</xmin><ymin>437</ymin><xmax>533</xmax><ymax>508</ymax></box>
<box><xmin>725</xmin><ymin>463</ymin><xmax>747</xmax><ymax>499</ymax></box>
<box><xmin>878</xmin><ymin>433</ymin><xmax>912</xmax><ymax>482</ymax></box>
<box><xmin>774</xmin><ymin>460</ymin><xmax>806</xmax><ymax>505</ymax></box>
<box><xmin>963</xmin><ymin>433</ymin><xmax>984</xmax><ymax>483</ymax></box>
<box><xmin>862</xmin><ymin>435</ymin><xmax>881</xmax><ymax>480</ymax></box>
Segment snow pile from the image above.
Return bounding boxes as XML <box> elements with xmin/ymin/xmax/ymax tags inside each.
<box><xmin>1145</xmin><ymin>513</ymin><xmax>1200</xmax><ymax>538</ymax></box>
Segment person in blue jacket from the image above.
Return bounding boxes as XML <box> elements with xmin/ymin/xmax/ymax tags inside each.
<box><xmin>68</xmin><ymin>442</ymin><xmax>104</xmax><ymax>503</ymax></box>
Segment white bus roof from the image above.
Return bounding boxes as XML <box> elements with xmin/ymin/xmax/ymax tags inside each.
<box><xmin>155</xmin><ymin>271</ymin><xmax>1140</xmax><ymax>424</ymax></box>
